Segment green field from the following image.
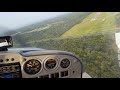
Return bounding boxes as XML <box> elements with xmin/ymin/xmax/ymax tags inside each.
<box><xmin>62</xmin><ymin>12</ymin><xmax>120</xmax><ymax>38</ymax></box>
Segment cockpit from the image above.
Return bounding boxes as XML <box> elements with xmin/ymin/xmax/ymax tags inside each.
<box><xmin>0</xmin><ymin>36</ymin><xmax>90</xmax><ymax>78</ymax></box>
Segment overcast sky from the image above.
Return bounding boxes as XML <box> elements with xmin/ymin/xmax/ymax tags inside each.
<box><xmin>0</xmin><ymin>12</ymin><xmax>70</xmax><ymax>29</ymax></box>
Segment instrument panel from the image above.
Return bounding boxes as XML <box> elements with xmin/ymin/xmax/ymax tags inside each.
<box><xmin>0</xmin><ymin>50</ymin><xmax>83</xmax><ymax>78</ymax></box>
<box><xmin>21</xmin><ymin>54</ymin><xmax>82</xmax><ymax>78</ymax></box>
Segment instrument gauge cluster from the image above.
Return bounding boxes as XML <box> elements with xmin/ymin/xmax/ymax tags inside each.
<box><xmin>23</xmin><ymin>56</ymin><xmax>72</xmax><ymax>77</ymax></box>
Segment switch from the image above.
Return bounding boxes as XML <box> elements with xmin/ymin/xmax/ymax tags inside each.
<box><xmin>51</xmin><ymin>73</ymin><xmax>59</xmax><ymax>78</ymax></box>
<box><xmin>40</xmin><ymin>75</ymin><xmax>49</xmax><ymax>78</ymax></box>
<box><xmin>61</xmin><ymin>71</ymin><xmax>68</xmax><ymax>77</ymax></box>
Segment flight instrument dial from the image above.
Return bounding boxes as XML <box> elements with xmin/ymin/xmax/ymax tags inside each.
<box><xmin>60</xmin><ymin>59</ymin><xmax>70</xmax><ymax>68</ymax></box>
<box><xmin>45</xmin><ymin>59</ymin><xmax>57</xmax><ymax>69</ymax></box>
<box><xmin>24</xmin><ymin>59</ymin><xmax>42</xmax><ymax>75</ymax></box>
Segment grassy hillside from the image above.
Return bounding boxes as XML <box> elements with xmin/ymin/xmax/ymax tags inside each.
<box><xmin>62</xmin><ymin>12</ymin><xmax>120</xmax><ymax>37</ymax></box>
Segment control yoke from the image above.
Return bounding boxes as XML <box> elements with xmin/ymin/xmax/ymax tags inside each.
<box><xmin>0</xmin><ymin>36</ymin><xmax>13</xmax><ymax>51</ymax></box>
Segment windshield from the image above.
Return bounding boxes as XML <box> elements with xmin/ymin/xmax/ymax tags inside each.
<box><xmin>1</xmin><ymin>12</ymin><xmax>120</xmax><ymax>78</ymax></box>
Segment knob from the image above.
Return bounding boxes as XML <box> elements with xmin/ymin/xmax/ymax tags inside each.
<box><xmin>11</xmin><ymin>58</ymin><xmax>14</xmax><ymax>61</ymax></box>
<box><xmin>0</xmin><ymin>59</ymin><xmax>3</xmax><ymax>62</ymax></box>
<box><xmin>6</xmin><ymin>59</ymin><xmax>9</xmax><ymax>62</ymax></box>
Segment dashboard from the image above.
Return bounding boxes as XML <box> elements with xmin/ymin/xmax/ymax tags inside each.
<box><xmin>0</xmin><ymin>48</ymin><xmax>83</xmax><ymax>78</ymax></box>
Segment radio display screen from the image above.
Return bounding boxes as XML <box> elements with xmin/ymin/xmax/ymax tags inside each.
<box><xmin>2</xmin><ymin>74</ymin><xmax>13</xmax><ymax>78</ymax></box>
